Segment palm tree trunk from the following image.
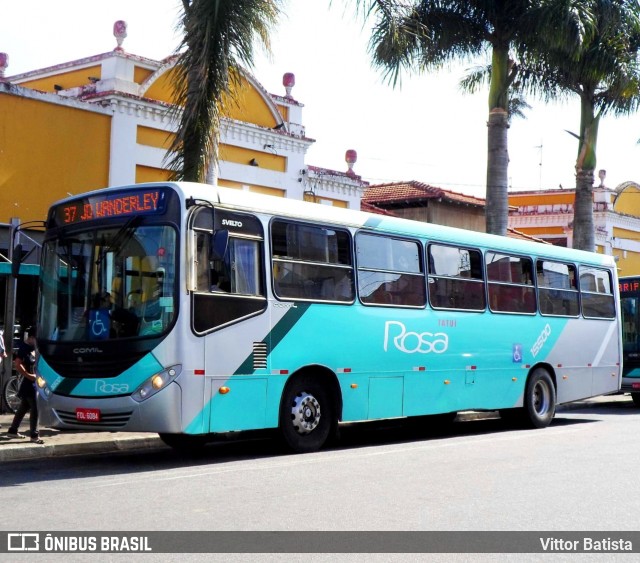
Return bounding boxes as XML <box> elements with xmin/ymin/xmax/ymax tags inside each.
<box><xmin>572</xmin><ymin>96</ymin><xmax>599</xmax><ymax>251</ymax></box>
<box><xmin>486</xmin><ymin>108</ymin><xmax>509</xmax><ymax>235</ymax></box>
<box><xmin>573</xmin><ymin>169</ymin><xmax>595</xmax><ymax>251</ymax></box>
<box><xmin>485</xmin><ymin>46</ymin><xmax>510</xmax><ymax>236</ymax></box>
<box><xmin>182</xmin><ymin>67</ymin><xmax>205</xmax><ymax>182</ymax></box>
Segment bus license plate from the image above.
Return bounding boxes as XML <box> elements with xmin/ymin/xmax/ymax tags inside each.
<box><xmin>76</xmin><ymin>408</ymin><xmax>101</xmax><ymax>422</ymax></box>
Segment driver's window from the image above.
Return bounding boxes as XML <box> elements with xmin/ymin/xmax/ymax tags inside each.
<box><xmin>195</xmin><ymin>232</ymin><xmax>210</xmax><ymax>292</ymax></box>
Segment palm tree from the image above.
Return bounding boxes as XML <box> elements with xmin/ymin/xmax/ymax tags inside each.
<box><xmin>516</xmin><ymin>1</ymin><xmax>640</xmax><ymax>251</ymax></box>
<box><xmin>355</xmin><ymin>1</ymin><xmax>595</xmax><ymax>235</ymax></box>
<box><xmin>167</xmin><ymin>0</ymin><xmax>281</xmax><ymax>182</ymax></box>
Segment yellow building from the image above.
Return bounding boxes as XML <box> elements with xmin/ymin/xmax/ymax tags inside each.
<box><xmin>508</xmin><ymin>178</ymin><xmax>640</xmax><ymax>276</ymax></box>
<box><xmin>0</xmin><ymin>21</ymin><xmax>367</xmax><ymax>226</ymax></box>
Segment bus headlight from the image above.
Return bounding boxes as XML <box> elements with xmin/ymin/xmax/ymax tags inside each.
<box><xmin>132</xmin><ymin>365</ymin><xmax>182</xmax><ymax>402</ymax></box>
<box><xmin>36</xmin><ymin>376</ymin><xmax>52</xmax><ymax>398</ymax></box>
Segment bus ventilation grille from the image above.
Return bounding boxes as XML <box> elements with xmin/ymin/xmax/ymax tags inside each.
<box><xmin>253</xmin><ymin>342</ymin><xmax>268</xmax><ymax>370</ymax></box>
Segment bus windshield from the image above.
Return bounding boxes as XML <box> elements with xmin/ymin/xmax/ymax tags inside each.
<box><xmin>39</xmin><ymin>223</ymin><xmax>177</xmax><ymax>342</ymax></box>
<box><xmin>622</xmin><ymin>292</ymin><xmax>640</xmax><ymax>357</ymax></box>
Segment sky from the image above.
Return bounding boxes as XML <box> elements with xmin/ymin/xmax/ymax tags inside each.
<box><xmin>2</xmin><ymin>0</ymin><xmax>640</xmax><ymax>198</ymax></box>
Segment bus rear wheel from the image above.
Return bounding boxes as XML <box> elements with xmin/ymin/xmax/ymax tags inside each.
<box><xmin>279</xmin><ymin>375</ymin><xmax>335</xmax><ymax>453</ymax></box>
<box><xmin>501</xmin><ymin>368</ymin><xmax>556</xmax><ymax>428</ymax></box>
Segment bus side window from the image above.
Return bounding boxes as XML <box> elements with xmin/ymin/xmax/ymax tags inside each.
<box><xmin>537</xmin><ymin>260</ymin><xmax>579</xmax><ymax>316</ymax></box>
<box><xmin>580</xmin><ymin>267</ymin><xmax>615</xmax><ymax>319</ymax></box>
<box><xmin>486</xmin><ymin>252</ymin><xmax>536</xmax><ymax>314</ymax></box>
<box><xmin>228</xmin><ymin>238</ymin><xmax>263</xmax><ymax>296</ymax></box>
<box><xmin>192</xmin><ymin>208</ymin><xmax>267</xmax><ymax>333</ymax></box>
<box><xmin>272</xmin><ymin>220</ymin><xmax>354</xmax><ymax>303</ymax></box>
<box><xmin>356</xmin><ymin>232</ymin><xmax>425</xmax><ymax>307</ymax></box>
<box><xmin>195</xmin><ymin>232</ymin><xmax>210</xmax><ymax>292</ymax></box>
<box><xmin>427</xmin><ymin>244</ymin><xmax>485</xmax><ymax>311</ymax></box>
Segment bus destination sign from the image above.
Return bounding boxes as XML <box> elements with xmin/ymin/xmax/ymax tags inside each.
<box><xmin>53</xmin><ymin>189</ymin><xmax>167</xmax><ymax>226</ymax></box>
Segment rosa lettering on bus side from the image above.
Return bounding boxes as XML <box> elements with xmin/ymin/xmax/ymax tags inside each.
<box><xmin>383</xmin><ymin>320</ymin><xmax>449</xmax><ymax>354</ymax></box>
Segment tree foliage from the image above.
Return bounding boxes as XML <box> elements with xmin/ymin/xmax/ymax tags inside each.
<box><xmin>167</xmin><ymin>0</ymin><xmax>281</xmax><ymax>182</ymax></box>
<box><xmin>516</xmin><ymin>0</ymin><xmax>640</xmax><ymax>251</ymax></box>
<box><xmin>353</xmin><ymin>1</ymin><xmax>596</xmax><ymax>235</ymax></box>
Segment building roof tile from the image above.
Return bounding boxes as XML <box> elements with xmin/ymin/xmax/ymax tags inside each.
<box><xmin>363</xmin><ymin>181</ymin><xmax>486</xmax><ymax>208</ymax></box>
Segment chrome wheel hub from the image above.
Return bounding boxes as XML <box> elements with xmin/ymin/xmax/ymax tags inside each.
<box><xmin>291</xmin><ymin>392</ymin><xmax>321</xmax><ymax>435</ymax></box>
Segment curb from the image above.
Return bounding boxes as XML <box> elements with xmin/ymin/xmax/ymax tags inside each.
<box><xmin>0</xmin><ymin>435</ymin><xmax>164</xmax><ymax>463</ymax></box>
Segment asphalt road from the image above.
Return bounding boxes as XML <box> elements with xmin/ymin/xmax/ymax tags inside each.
<box><xmin>3</xmin><ymin>394</ymin><xmax>639</xmax><ymax>539</ymax></box>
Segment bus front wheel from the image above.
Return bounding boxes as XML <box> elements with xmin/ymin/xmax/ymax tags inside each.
<box><xmin>279</xmin><ymin>375</ymin><xmax>336</xmax><ymax>453</ymax></box>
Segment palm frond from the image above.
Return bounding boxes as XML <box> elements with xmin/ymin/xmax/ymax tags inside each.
<box><xmin>166</xmin><ymin>0</ymin><xmax>281</xmax><ymax>182</ymax></box>
<box><xmin>459</xmin><ymin>64</ymin><xmax>491</xmax><ymax>94</ymax></box>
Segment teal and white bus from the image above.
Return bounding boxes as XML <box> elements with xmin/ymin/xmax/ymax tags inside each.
<box><xmin>35</xmin><ymin>182</ymin><xmax>622</xmax><ymax>452</ymax></box>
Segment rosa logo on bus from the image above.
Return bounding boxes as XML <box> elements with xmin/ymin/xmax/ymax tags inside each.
<box><xmin>383</xmin><ymin>320</ymin><xmax>449</xmax><ymax>354</ymax></box>
<box><xmin>95</xmin><ymin>381</ymin><xmax>129</xmax><ymax>394</ymax></box>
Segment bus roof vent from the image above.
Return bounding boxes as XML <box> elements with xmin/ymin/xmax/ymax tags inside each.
<box><xmin>253</xmin><ymin>342</ymin><xmax>268</xmax><ymax>370</ymax></box>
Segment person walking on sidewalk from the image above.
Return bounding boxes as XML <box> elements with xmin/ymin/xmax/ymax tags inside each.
<box><xmin>0</xmin><ymin>328</ymin><xmax>5</xmax><ymax>430</ymax></box>
<box><xmin>6</xmin><ymin>326</ymin><xmax>43</xmax><ymax>444</ymax></box>
<box><xmin>0</xmin><ymin>327</ymin><xmax>7</xmax><ymax>359</ymax></box>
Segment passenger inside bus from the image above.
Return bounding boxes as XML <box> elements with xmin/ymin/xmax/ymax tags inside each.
<box><xmin>109</xmin><ymin>277</ymin><xmax>140</xmax><ymax>337</ymax></box>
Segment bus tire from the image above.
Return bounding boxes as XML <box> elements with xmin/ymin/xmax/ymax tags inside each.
<box><xmin>158</xmin><ymin>433</ymin><xmax>209</xmax><ymax>451</ymax></box>
<box><xmin>522</xmin><ymin>368</ymin><xmax>556</xmax><ymax>428</ymax></box>
<box><xmin>631</xmin><ymin>393</ymin><xmax>640</xmax><ymax>407</ymax></box>
<box><xmin>501</xmin><ymin>368</ymin><xmax>556</xmax><ymax>428</ymax></box>
<box><xmin>279</xmin><ymin>374</ymin><xmax>335</xmax><ymax>453</ymax></box>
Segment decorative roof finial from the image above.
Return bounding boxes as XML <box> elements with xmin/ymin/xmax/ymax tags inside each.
<box><xmin>0</xmin><ymin>53</ymin><xmax>8</xmax><ymax>81</ymax></box>
<box><xmin>345</xmin><ymin>149</ymin><xmax>358</xmax><ymax>177</ymax></box>
<box><xmin>113</xmin><ymin>20</ymin><xmax>128</xmax><ymax>51</ymax></box>
<box><xmin>283</xmin><ymin>72</ymin><xmax>295</xmax><ymax>98</ymax></box>
<box><xmin>598</xmin><ymin>169</ymin><xmax>607</xmax><ymax>187</ymax></box>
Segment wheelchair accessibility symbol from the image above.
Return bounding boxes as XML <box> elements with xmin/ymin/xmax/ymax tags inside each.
<box><xmin>89</xmin><ymin>309</ymin><xmax>110</xmax><ymax>340</ymax></box>
<box><xmin>512</xmin><ymin>343</ymin><xmax>522</xmax><ymax>363</ymax></box>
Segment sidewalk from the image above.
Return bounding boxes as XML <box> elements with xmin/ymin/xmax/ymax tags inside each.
<box><xmin>0</xmin><ymin>393</ymin><xmax>635</xmax><ymax>463</ymax></box>
<box><xmin>0</xmin><ymin>412</ymin><xmax>164</xmax><ymax>462</ymax></box>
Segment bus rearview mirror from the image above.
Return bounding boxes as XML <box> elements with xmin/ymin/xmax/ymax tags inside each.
<box><xmin>211</xmin><ymin>230</ymin><xmax>229</xmax><ymax>260</ymax></box>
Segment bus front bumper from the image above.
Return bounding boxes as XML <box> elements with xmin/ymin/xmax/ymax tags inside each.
<box><xmin>37</xmin><ymin>381</ymin><xmax>183</xmax><ymax>433</ymax></box>
<box><xmin>621</xmin><ymin>376</ymin><xmax>640</xmax><ymax>394</ymax></box>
